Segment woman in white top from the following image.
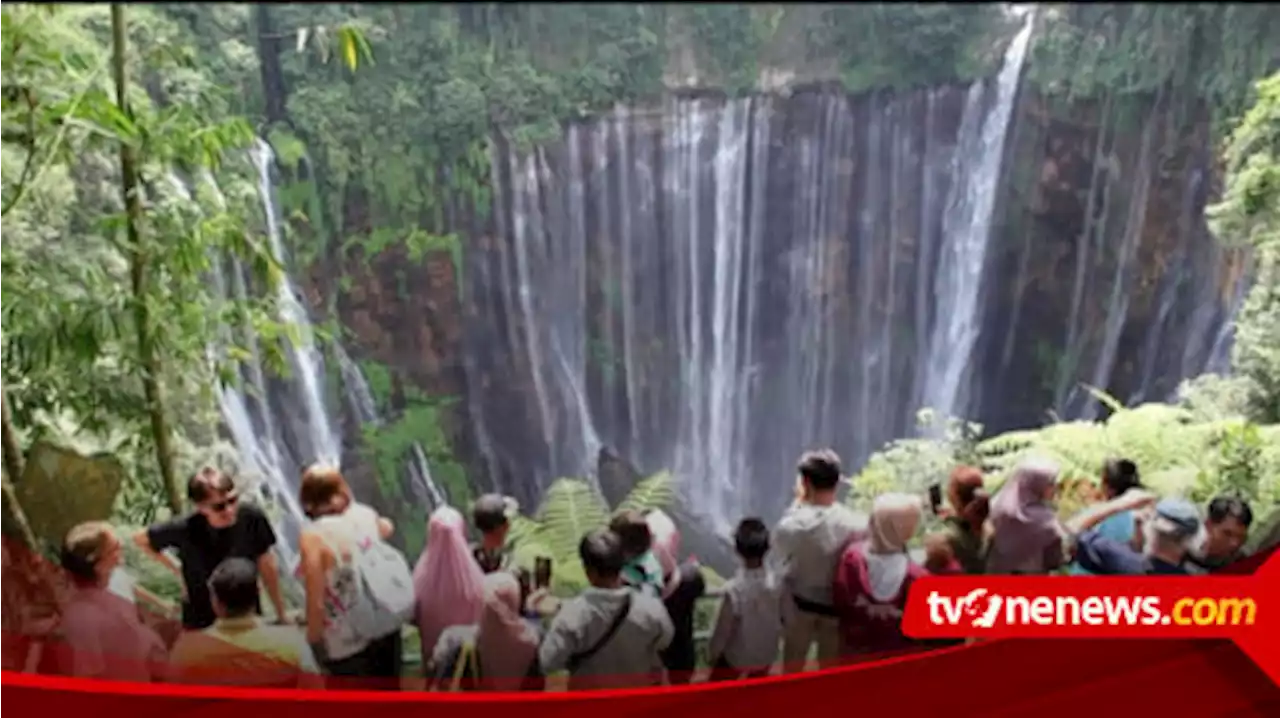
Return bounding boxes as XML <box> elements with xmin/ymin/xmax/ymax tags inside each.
<box><xmin>297</xmin><ymin>465</ymin><xmax>400</xmax><ymax>690</ymax></box>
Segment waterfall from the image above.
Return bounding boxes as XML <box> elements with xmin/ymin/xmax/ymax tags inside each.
<box><xmin>461</xmin><ymin>14</ymin><xmax>1237</xmax><ymax>528</ymax></box>
<box><xmin>206</xmin><ymin>141</ymin><xmax>451</xmax><ymax>562</ymax></box>
<box><xmin>921</xmin><ymin>14</ymin><xmax>1035</xmax><ymax>424</ymax></box>
<box><xmin>185</xmin><ymin>143</ymin><xmax>346</xmax><ymax>560</ymax></box>
<box><xmin>470</xmin><ymin>88</ymin><xmax>965</xmax><ymax>526</ymax></box>
<box><xmin>250</xmin><ymin>140</ymin><xmax>341</xmax><ymax>465</ymax></box>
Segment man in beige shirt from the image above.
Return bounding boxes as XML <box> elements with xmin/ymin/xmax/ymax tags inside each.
<box><xmin>169</xmin><ymin>558</ymin><xmax>321</xmax><ymax>689</ymax></box>
<box><xmin>769</xmin><ymin>450</ymin><xmax>866</xmax><ymax>671</ymax></box>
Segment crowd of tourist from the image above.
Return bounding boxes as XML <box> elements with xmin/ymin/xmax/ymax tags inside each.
<box><xmin>31</xmin><ymin>450</ymin><xmax>1264</xmax><ymax>691</ymax></box>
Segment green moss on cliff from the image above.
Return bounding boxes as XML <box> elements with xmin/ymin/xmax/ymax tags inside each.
<box><xmin>356</xmin><ymin>360</ymin><xmax>472</xmax><ymax>556</ymax></box>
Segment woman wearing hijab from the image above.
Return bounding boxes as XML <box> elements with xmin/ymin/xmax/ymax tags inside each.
<box><xmin>430</xmin><ymin>572</ymin><xmax>542</xmax><ymax>691</ymax></box>
<box><xmin>985</xmin><ymin>458</ymin><xmax>1065</xmax><ymax>575</ymax></box>
<box><xmin>924</xmin><ymin>467</ymin><xmax>991</xmax><ymax>575</ymax></box>
<box><xmin>832</xmin><ymin>493</ymin><xmax>929</xmax><ymax>658</ymax></box>
<box><xmin>647</xmin><ymin>510</ymin><xmax>705</xmax><ymax>684</ymax></box>
<box><xmin>414</xmin><ymin>506</ymin><xmax>486</xmax><ymax>674</ymax></box>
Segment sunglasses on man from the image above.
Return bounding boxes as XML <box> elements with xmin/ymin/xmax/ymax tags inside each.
<box><xmin>206</xmin><ymin>493</ymin><xmax>240</xmax><ymax>513</ymax></box>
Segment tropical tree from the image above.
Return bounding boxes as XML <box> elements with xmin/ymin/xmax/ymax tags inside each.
<box><xmin>1</xmin><ymin>4</ymin><xmax>281</xmax><ymax>525</ymax></box>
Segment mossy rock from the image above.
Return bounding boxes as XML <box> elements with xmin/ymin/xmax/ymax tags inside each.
<box><xmin>14</xmin><ymin>440</ymin><xmax>125</xmax><ymax>549</ymax></box>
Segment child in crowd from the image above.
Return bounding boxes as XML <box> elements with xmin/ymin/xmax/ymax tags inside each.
<box><xmin>611</xmin><ymin>510</ymin><xmax>666</xmax><ymax>597</ymax></box>
<box><xmin>706</xmin><ymin>518</ymin><xmax>782</xmax><ymax>681</ymax></box>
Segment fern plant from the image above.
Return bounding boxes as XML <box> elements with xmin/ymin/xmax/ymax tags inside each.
<box><xmin>506</xmin><ymin>471</ymin><xmax>676</xmax><ymax>595</ymax></box>
<box><xmin>854</xmin><ymin>387</ymin><xmax>1280</xmax><ymax>521</ymax></box>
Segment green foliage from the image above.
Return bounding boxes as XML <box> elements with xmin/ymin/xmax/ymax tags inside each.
<box><xmin>854</xmin><ymin>387</ymin><xmax>1279</xmax><ymax>521</ymax></box>
<box><xmin>808</xmin><ymin>4</ymin><xmax>1005</xmax><ymax>94</ymax></box>
<box><xmin>507</xmin><ymin>472</ymin><xmax>676</xmax><ymax>596</ymax></box>
<box><xmin>1</xmin><ymin>4</ymin><xmax>293</xmax><ymax>518</ymax></box>
<box><xmin>1028</xmin><ymin>5</ymin><xmax>1280</xmax><ymax>129</ymax></box>
<box><xmin>684</xmin><ymin>5</ymin><xmax>762</xmax><ymax>95</ymax></box>
<box><xmin>357</xmin><ymin>372</ymin><xmax>469</xmax><ymax>558</ymax></box>
<box><xmin>1208</xmin><ymin>72</ymin><xmax>1280</xmax><ymax>424</ymax></box>
<box><xmin>848</xmin><ymin>409</ymin><xmax>982</xmax><ymax>511</ymax></box>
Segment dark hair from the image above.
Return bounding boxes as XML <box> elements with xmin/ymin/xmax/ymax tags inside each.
<box><xmin>61</xmin><ymin>521</ymin><xmax>114</xmax><ymax>584</ymax></box>
<box><xmin>299</xmin><ymin>465</ymin><xmax>351</xmax><ymax>519</ymax></box>
<box><xmin>609</xmin><ymin>509</ymin><xmax>652</xmax><ymax>559</ymax></box>
<box><xmin>187</xmin><ymin>466</ymin><xmax>235</xmax><ymax>504</ymax></box>
<box><xmin>1207</xmin><ymin>496</ymin><xmax>1254</xmax><ymax>528</ymax></box>
<box><xmin>208</xmin><ymin>558</ymin><xmax>260</xmax><ymax>617</ymax></box>
<box><xmin>797</xmin><ymin>449</ymin><xmax>842</xmax><ymax>492</ymax></box>
<box><xmin>734</xmin><ymin>518</ymin><xmax>770</xmax><ymax>561</ymax></box>
<box><xmin>948</xmin><ymin>467</ymin><xmax>990</xmax><ymax>529</ymax></box>
<box><xmin>1101</xmin><ymin>458</ymin><xmax>1141</xmax><ymax>497</ymax></box>
<box><xmin>472</xmin><ymin>494</ymin><xmax>510</xmax><ymax>535</ymax></box>
<box><xmin>579</xmin><ymin>529</ymin><xmax>625</xmax><ymax>579</ymax></box>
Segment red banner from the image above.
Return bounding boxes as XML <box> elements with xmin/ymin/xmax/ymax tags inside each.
<box><xmin>902</xmin><ymin>550</ymin><xmax>1280</xmax><ymax>685</ymax></box>
<box><xmin>3</xmin><ymin>542</ymin><xmax>1277</xmax><ymax>714</ymax></box>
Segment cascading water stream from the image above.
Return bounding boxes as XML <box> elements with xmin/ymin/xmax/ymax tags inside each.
<box><xmin>921</xmin><ymin>13</ymin><xmax>1035</xmax><ymax>425</ymax></box>
<box><xmin>250</xmin><ymin>140</ymin><xmax>341</xmax><ymax>466</ymax></box>
<box><xmin>331</xmin><ymin>344</ymin><xmax>447</xmax><ymax>509</ymax></box>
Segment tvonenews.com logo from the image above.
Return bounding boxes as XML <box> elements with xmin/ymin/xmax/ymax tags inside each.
<box><xmin>925</xmin><ymin>589</ymin><xmax>1259</xmax><ymax>629</ymax></box>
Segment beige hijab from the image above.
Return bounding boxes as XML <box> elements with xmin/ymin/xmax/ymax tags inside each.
<box><xmin>865</xmin><ymin>493</ymin><xmax>924</xmax><ymax>601</ymax></box>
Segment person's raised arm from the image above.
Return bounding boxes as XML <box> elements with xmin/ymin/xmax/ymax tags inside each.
<box><xmin>377</xmin><ymin>516</ymin><xmax>394</xmax><ymax>541</ymax></box>
<box><xmin>1065</xmin><ymin>490</ymin><xmax>1157</xmax><ymax>536</ymax></box>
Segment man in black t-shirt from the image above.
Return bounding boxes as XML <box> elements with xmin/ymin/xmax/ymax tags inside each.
<box><xmin>133</xmin><ymin>468</ymin><xmax>286</xmax><ymax>631</ymax></box>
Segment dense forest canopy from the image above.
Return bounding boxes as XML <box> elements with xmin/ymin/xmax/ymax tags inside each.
<box><xmin>2</xmin><ymin>3</ymin><xmax>1278</xmax><ymax>570</ymax></box>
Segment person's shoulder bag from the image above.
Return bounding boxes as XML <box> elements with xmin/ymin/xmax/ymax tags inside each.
<box><xmin>566</xmin><ymin>593</ymin><xmax>633</xmax><ymax>673</ymax></box>
<box><xmin>319</xmin><ymin>507</ymin><xmax>415</xmax><ymax>643</ymax></box>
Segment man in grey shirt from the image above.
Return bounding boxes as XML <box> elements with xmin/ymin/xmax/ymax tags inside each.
<box><xmin>770</xmin><ymin>450</ymin><xmax>866</xmax><ymax>671</ymax></box>
<box><xmin>539</xmin><ymin>529</ymin><xmax>674</xmax><ymax>690</ymax></box>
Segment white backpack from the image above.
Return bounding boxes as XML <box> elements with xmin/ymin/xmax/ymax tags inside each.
<box><xmin>324</xmin><ymin>506</ymin><xmax>416</xmax><ymax>643</ymax></box>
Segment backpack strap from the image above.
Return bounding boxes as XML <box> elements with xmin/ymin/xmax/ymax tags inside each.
<box><xmin>567</xmin><ymin>593</ymin><xmax>632</xmax><ymax>673</ymax></box>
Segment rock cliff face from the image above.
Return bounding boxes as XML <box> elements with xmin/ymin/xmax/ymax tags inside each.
<box><xmin>974</xmin><ymin>89</ymin><xmax>1246</xmax><ymax>433</ymax></box>
<box><xmin>303</xmin><ymin>78</ymin><xmax>1244</xmax><ymax>524</ymax></box>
